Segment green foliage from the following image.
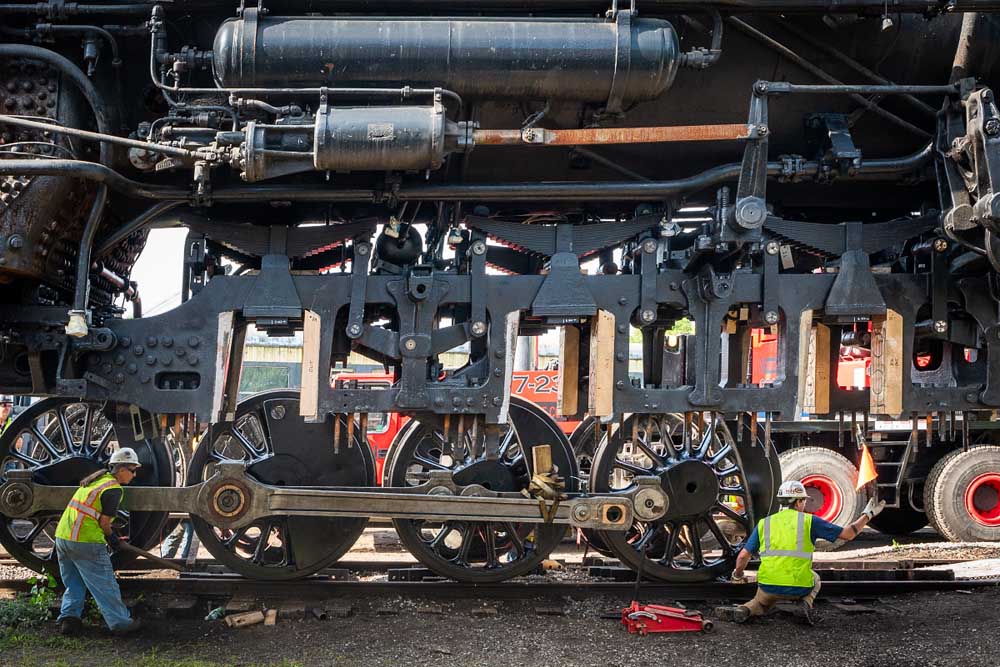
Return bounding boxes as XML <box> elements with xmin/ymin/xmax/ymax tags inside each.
<box><xmin>0</xmin><ymin>574</ymin><xmax>57</xmax><ymax>628</ymax></box>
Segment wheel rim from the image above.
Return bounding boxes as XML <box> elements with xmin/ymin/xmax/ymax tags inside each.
<box><xmin>188</xmin><ymin>391</ymin><xmax>373</xmax><ymax>580</ymax></box>
<box><xmin>964</xmin><ymin>473</ymin><xmax>1000</xmax><ymax>526</ymax></box>
<box><xmin>388</xmin><ymin>397</ymin><xmax>578</xmax><ymax>582</ymax></box>
<box><xmin>800</xmin><ymin>474</ymin><xmax>844</xmax><ymax>522</ymax></box>
<box><xmin>0</xmin><ymin>398</ymin><xmax>171</xmax><ymax>574</ymax></box>
<box><xmin>591</xmin><ymin>415</ymin><xmax>779</xmax><ymax>582</ymax></box>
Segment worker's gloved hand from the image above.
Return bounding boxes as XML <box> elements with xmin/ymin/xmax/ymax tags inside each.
<box><xmin>862</xmin><ymin>497</ymin><xmax>886</xmax><ymax>520</ymax></box>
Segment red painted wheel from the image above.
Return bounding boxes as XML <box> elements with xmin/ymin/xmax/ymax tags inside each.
<box><xmin>925</xmin><ymin>446</ymin><xmax>1000</xmax><ymax>542</ymax></box>
<box><xmin>778</xmin><ymin>448</ymin><xmax>866</xmax><ymax>526</ymax></box>
<box><xmin>801</xmin><ymin>474</ymin><xmax>844</xmax><ymax>522</ymax></box>
<box><xmin>964</xmin><ymin>473</ymin><xmax>1000</xmax><ymax>527</ymax></box>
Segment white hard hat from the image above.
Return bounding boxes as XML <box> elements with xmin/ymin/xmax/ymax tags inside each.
<box><xmin>777</xmin><ymin>480</ymin><xmax>809</xmax><ymax>500</ymax></box>
<box><xmin>109</xmin><ymin>447</ymin><xmax>142</xmax><ymax>467</ymax></box>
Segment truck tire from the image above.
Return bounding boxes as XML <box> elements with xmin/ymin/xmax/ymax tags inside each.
<box><xmin>924</xmin><ymin>446</ymin><xmax>1000</xmax><ymax>542</ymax></box>
<box><xmin>778</xmin><ymin>447</ymin><xmax>866</xmax><ymax>526</ymax></box>
<box><xmin>868</xmin><ymin>506</ymin><xmax>928</xmax><ymax>536</ymax></box>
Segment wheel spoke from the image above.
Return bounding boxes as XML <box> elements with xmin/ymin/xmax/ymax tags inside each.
<box><xmin>659</xmin><ymin>522</ymin><xmax>679</xmax><ymax>566</ymax></box>
<box><xmin>222</xmin><ymin>524</ymin><xmax>252</xmax><ymax>549</ymax></box>
<box><xmin>482</xmin><ymin>523</ymin><xmax>499</xmax><ymax>568</ymax></box>
<box><xmin>251</xmin><ymin>520</ymin><xmax>273</xmax><ymax>564</ymax></box>
<box><xmin>231</xmin><ymin>428</ymin><xmax>265</xmax><ymax>461</ymax></box>
<box><xmin>18</xmin><ymin>517</ymin><xmax>53</xmax><ymax>546</ymax></box>
<box><xmin>453</xmin><ymin>524</ymin><xmax>474</xmax><ymax>566</ymax></box>
<box><xmin>687</xmin><ymin>522</ymin><xmax>704</xmax><ymax>566</ymax></box>
<box><xmin>632</xmin><ymin>437</ymin><xmax>665</xmax><ymax>468</ymax></box>
<box><xmin>92</xmin><ymin>428</ymin><xmax>114</xmax><ymax>460</ymax></box>
<box><xmin>6</xmin><ymin>448</ymin><xmax>43</xmax><ymax>467</ymax></box>
<box><xmin>703</xmin><ymin>515</ymin><xmax>736</xmax><ymax>556</ymax></box>
<box><xmin>28</xmin><ymin>424</ymin><xmax>62</xmax><ymax>460</ymax></box>
<box><xmin>503</xmin><ymin>522</ymin><xmax>525</xmax><ymax>559</ymax></box>
<box><xmin>614</xmin><ymin>457</ymin><xmax>652</xmax><ymax>477</ymax></box>
<box><xmin>708</xmin><ymin>443</ymin><xmax>733</xmax><ymax>466</ymax></box>
<box><xmin>81</xmin><ymin>405</ymin><xmax>95</xmax><ymax>457</ymax></box>
<box><xmin>412</xmin><ymin>453</ymin><xmax>448</xmax><ymax>471</ymax></box>
<box><xmin>715</xmin><ymin>503</ymin><xmax>751</xmax><ymax>527</ymax></box>
<box><xmin>56</xmin><ymin>407</ymin><xmax>76</xmax><ymax>453</ymax></box>
<box><xmin>428</xmin><ymin>522</ymin><xmax>456</xmax><ymax>550</ymax></box>
<box><xmin>497</xmin><ymin>429</ymin><xmax>517</xmax><ymax>458</ymax></box>
<box><xmin>634</xmin><ymin>522</ymin><xmax>664</xmax><ymax>554</ymax></box>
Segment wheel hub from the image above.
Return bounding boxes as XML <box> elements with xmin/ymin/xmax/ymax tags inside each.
<box><xmin>965</xmin><ymin>473</ymin><xmax>1000</xmax><ymax>526</ymax></box>
<box><xmin>660</xmin><ymin>459</ymin><xmax>720</xmax><ymax>519</ymax></box>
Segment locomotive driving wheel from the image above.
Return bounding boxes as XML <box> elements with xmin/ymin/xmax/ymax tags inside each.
<box><xmin>0</xmin><ymin>398</ymin><xmax>173</xmax><ymax>575</ymax></box>
<box><xmin>387</xmin><ymin>397</ymin><xmax>579</xmax><ymax>583</ymax></box>
<box><xmin>590</xmin><ymin>414</ymin><xmax>779</xmax><ymax>582</ymax></box>
<box><xmin>188</xmin><ymin>391</ymin><xmax>374</xmax><ymax>580</ymax></box>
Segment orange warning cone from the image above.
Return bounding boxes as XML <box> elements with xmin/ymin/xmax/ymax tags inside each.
<box><xmin>856</xmin><ymin>443</ymin><xmax>878</xmax><ymax>490</ymax></box>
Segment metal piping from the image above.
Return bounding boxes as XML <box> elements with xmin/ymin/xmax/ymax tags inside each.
<box><xmin>0</xmin><ymin>144</ymin><xmax>933</xmax><ymax>203</ymax></box>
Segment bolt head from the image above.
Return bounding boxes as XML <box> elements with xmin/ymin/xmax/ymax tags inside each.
<box><xmin>271</xmin><ymin>404</ymin><xmax>286</xmax><ymax>420</ymax></box>
<box><xmin>355</xmin><ymin>243</ymin><xmax>370</xmax><ymax>256</ymax></box>
<box><xmin>933</xmin><ymin>320</ymin><xmax>948</xmax><ymax>334</ymax></box>
<box><xmin>641</xmin><ymin>239</ymin><xmax>657</xmax><ymax>254</ymax></box>
<box><xmin>933</xmin><ymin>238</ymin><xmax>948</xmax><ymax>253</ymax></box>
<box><xmin>348</xmin><ymin>324</ymin><xmax>362</xmax><ymax>336</ymax></box>
<box><xmin>640</xmin><ymin>309</ymin><xmax>656</xmax><ymax>323</ymax></box>
<box><xmin>471</xmin><ymin>321</ymin><xmax>486</xmax><ymax>336</ymax></box>
<box><xmin>471</xmin><ymin>240</ymin><xmax>487</xmax><ymax>256</ymax></box>
<box><xmin>7</xmin><ymin>234</ymin><xmax>23</xmax><ymax>250</ymax></box>
<box><xmin>986</xmin><ymin>118</ymin><xmax>1000</xmax><ymax>136</ymax></box>
<box><xmin>764</xmin><ymin>311</ymin><xmax>779</xmax><ymax>325</ymax></box>
<box><xmin>765</xmin><ymin>241</ymin><xmax>780</xmax><ymax>255</ymax></box>
<box><xmin>403</xmin><ymin>338</ymin><xmax>417</xmax><ymax>351</ymax></box>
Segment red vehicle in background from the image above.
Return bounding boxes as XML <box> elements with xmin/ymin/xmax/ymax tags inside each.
<box><xmin>750</xmin><ymin>329</ymin><xmax>870</xmax><ymax>390</ymax></box>
<box><xmin>332</xmin><ymin>370</ymin><xmax>581</xmax><ymax>482</ymax></box>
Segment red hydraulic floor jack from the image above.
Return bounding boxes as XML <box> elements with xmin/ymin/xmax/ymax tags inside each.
<box><xmin>621</xmin><ymin>601</ymin><xmax>715</xmax><ymax>635</ymax></box>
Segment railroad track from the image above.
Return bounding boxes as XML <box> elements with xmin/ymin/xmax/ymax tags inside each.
<box><xmin>0</xmin><ymin>557</ymin><xmax>995</xmax><ymax>607</ymax></box>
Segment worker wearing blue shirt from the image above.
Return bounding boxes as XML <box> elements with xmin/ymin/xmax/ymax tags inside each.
<box><xmin>716</xmin><ymin>480</ymin><xmax>885</xmax><ymax>625</ymax></box>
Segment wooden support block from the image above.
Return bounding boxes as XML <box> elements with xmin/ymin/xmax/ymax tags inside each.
<box><xmin>801</xmin><ymin>321</ymin><xmax>831</xmax><ymax>416</ymax></box>
<box><xmin>557</xmin><ymin>326</ymin><xmax>580</xmax><ymax>416</ymax></box>
<box><xmin>588</xmin><ymin>309</ymin><xmax>615</xmax><ymax>418</ymax></box>
<box><xmin>224</xmin><ymin>610</ymin><xmax>265</xmax><ymax>628</ymax></box>
<box><xmin>794</xmin><ymin>309</ymin><xmax>814</xmax><ymax>417</ymax></box>
<box><xmin>300</xmin><ymin>309</ymin><xmax>321</xmax><ymax>420</ymax></box>
<box><xmin>870</xmin><ymin>309</ymin><xmax>904</xmax><ymax>417</ymax></box>
<box><xmin>264</xmin><ymin>609</ymin><xmax>277</xmax><ymax>626</ymax></box>
<box><xmin>212</xmin><ymin>311</ymin><xmax>242</xmax><ymax>423</ymax></box>
<box><xmin>532</xmin><ymin>444</ymin><xmax>553</xmax><ymax>475</ymax></box>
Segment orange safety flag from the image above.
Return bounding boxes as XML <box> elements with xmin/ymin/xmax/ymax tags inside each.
<box><xmin>856</xmin><ymin>443</ymin><xmax>878</xmax><ymax>490</ymax></box>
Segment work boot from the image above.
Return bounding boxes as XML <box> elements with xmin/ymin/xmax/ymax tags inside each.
<box><xmin>798</xmin><ymin>601</ymin><xmax>821</xmax><ymax>626</ymax></box>
<box><xmin>714</xmin><ymin>605</ymin><xmax>751</xmax><ymax>623</ymax></box>
<box><xmin>58</xmin><ymin>616</ymin><xmax>82</xmax><ymax>636</ymax></box>
<box><xmin>113</xmin><ymin>617</ymin><xmax>142</xmax><ymax>636</ymax></box>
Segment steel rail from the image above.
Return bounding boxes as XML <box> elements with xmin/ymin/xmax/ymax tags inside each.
<box><xmin>0</xmin><ymin>576</ymin><xmax>992</xmax><ymax>602</ymax></box>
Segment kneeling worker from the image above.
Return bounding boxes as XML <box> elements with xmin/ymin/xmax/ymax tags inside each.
<box><xmin>716</xmin><ymin>480</ymin><xmax>885</xmax><ymax>624</ymax></box>
<box><xmin>54</xmin><ymin>448</ymin><xmax>143</xmax><ymax>635</ymax></box>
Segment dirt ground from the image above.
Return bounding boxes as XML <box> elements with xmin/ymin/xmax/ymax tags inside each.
<box><xmin>2</xmin><ymin>586</ymin><xmax>999</xmax><ymax>667</ymax></box>
<box><xmin>3</xmin><ymin>528</ymin><xmax>1000</xmax><ymax>667</ymax></box>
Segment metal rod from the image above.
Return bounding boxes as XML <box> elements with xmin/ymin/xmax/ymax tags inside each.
<box><xmin>473</xmin><ymin>124</ymin><xmax>750</xmax><ymax>146</ymax></box>
<box><xmin>728</xmin><ymin>18</ymin><xmax>938</xmax><ymax>139</ymax></box>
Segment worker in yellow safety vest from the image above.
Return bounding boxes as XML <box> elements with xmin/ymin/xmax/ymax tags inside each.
<box><xmin>53</xmin><ymin>447</ymin><xmax>144</xmax><ymax>636</ymax></box>
<box><xmin>715</xmin><ymin>480</ymin><xmax>885</xmax><ymax>625</ymax></box>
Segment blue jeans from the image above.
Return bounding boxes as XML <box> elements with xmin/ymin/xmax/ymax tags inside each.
<box><xmin>55</xmin><ymin>538</ymin><xmax>132</xmax><ymax>631</ymax></box>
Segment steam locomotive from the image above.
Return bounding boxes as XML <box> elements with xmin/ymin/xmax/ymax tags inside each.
<box><xmin>1</xmin><ymin>0</ymin><xmax>999</xmax><ymax>583</ymax></box>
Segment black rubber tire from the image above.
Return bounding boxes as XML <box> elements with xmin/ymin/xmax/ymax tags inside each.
<box><xmin>923</xmin><ymin>449</ymin><xmax>964</xmax><ymax>534</ymax></box>
<box><xmin>923</xmin><ymin>445</ymin><xmax>1000</xmax><ymax>542</ymax></box>
<box><xmin>868</xmin><ymin>506</ymin><xmax>928</xmax><ymax>536</ymax></box>
<box><xmin>778</xmin><ymin>447</ymin><xmax>866</xmax><ymax>526</ymax></box>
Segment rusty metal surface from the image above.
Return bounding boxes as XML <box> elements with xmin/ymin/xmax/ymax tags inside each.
<box><xmin>472</xmin><ymin>124</ymin><xmax>751</xmax><ymax>146</ymax></box>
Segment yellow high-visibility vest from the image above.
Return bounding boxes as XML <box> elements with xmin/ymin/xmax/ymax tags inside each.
<box><xmin>54</xmin><ymin>473</ymin><xmax>121</xmax><ymax>544</ymax></box>
<box><xmin>755</xmin><ymin>509</ymin><xmax>815</xmax><ymax>588</ymax></box>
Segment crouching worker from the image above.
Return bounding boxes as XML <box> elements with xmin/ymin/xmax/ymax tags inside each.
<box><xmin>53</xmin><ymin>448</ymin><xmax>144</xmax><ymax>636</ymax></box>
<box><xmin>715</xmin><ymin>480</ymin><xmax>885</xmax><ymax>625</ymax></box>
